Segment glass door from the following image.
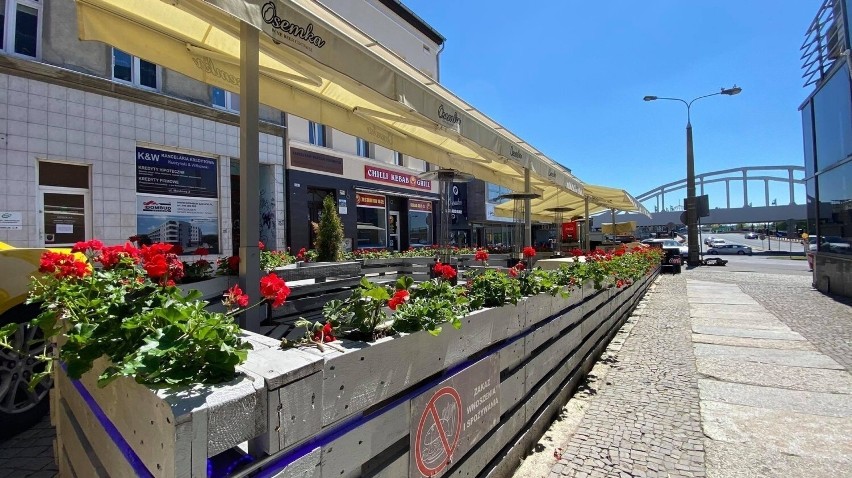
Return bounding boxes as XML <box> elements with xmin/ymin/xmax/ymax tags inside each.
<box><xmin>388</xmin><ymin>211</ymin><xmax>400</xmax><ymax>251</ymax></box>
<box><xmin>40</xmin><ymin>191</ymin><xmax>89</xmax><ymax>246</ymax></box>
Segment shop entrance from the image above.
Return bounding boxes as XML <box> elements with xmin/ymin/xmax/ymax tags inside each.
<box><xmin>388</xmin><ymin>211</ymin><xmax>400</xmax><ymax>251</ymax></box>
<box><xmin>37</xmin><ymin>161</ymin><xmax>91</xmax><ymax>247</ymax></box>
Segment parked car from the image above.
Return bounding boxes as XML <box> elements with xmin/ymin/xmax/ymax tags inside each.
<box><xmin>0</xmin><ymin>241</ymin><xmax>61</xmax><ymax>438</ymax></box>
<box><xmin>707</xmin><ymin>244</ymin><xmax>753</xmax><ymax>255</ymax></box>
<box><xmin>704</xmin><ymin>236</ymin><xmax>715</xmax><ymax>245</ymax></box>
<box><xmin>642</xmin><ymin>238</ymin><xmax>688</xmax><ymax>258</ymax></box>
<box><xmin>807</xmin><ymin>236</ymin><xmax>852</xmax><ymax>253</ymax></box>
<box><xmin>744</xmin><ymin>232</ymin><xmax>758</xmax><ymax>239</ymax></box>
<box><xmin>708</xmin><ymin>239</ymin><xmax>727</xmax><ymax>248</ymax></box>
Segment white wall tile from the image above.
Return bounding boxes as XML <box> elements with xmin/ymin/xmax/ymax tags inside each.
<box><xmin>28</xmin><ymin>124</ymin><xmax>47</xmax><ymax>140</ymax></box>
<box><xmin>28</xmin><ymin>81</ymin><xmax>48</xmax><ymax>97</ymax></box>
<box><xmin>27</xmin><ymin>138</ymin><xmax>47</xmax><ymax>154</ymax></box>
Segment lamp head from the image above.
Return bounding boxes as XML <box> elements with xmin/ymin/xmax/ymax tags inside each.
<box><xmin>721</xmin><ymin>85</ymin><xmax>742</xmax><ymax>96</ymax></box>
<box><xmin>643</xmin><ymin>95</ymin><xmax>658</xmax><ymax>101</ymax></box>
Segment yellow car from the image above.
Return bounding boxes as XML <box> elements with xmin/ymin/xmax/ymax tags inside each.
<box><xmin>0</xmin><ymin>241</ymin><xmax>57</xmax><ymax>437</ymax></box>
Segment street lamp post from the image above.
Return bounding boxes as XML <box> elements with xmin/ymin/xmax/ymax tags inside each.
<box><xmin>644</xmin><ymin>86</ymin><xmax>742</xmax><ymax>266</ymax></box>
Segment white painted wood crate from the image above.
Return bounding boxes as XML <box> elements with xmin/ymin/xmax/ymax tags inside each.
<box><xmin>55</xmin><ymin>269</ymin><xmax>658</xmax><ymax>478</ymax></box>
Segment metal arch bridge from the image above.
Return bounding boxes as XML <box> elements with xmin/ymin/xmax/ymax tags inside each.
<box><xmin>616</xmin><ymin>165</ymin><xmax>807</xmax><ymax>226</ymax></box>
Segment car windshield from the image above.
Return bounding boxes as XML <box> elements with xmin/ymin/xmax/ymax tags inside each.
<box><xmin>662</xmin><ymin>240</ymin><xmax>679</xmax><ymax>247</ymax></box>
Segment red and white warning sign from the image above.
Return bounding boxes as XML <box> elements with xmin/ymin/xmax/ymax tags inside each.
<box><xmin>410</xmin><ymin>356</ymin><xmax>500</xmax><ymax>477</ymax></box>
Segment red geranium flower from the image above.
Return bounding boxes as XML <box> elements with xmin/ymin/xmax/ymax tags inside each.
<box><xmin>522</xmin><ymin>246</ymin><xmax>537</xmax><ymax>258</ymax></box>
<box><xmin>39</xmin><ymin>251</ymin><xmax>90</xmax><ymax>279</ymax></box>
<box><xmin>223</xmin><ymin>284</ymin><xmax>249</xmax><ymax>309</ymax></box>
<box><xmin>195</xmin><ymin>247</ymin><xmax>209</xmax><ymax>256</ymax></box>
<box><xmin>143</xmin><ymin>254</ymin><xmax>169</xmax><ymax>279</ymax></box>
<box><xmin>260</xmin><ymin>272</ymin><xmax>290</xmax><ymax>308</ymax></box>
<box><xmin>388</xmin><ymin>289</ymin><xmax>410</xmax><ymax>310</ymax></box>
<box><xmin>474</xmin><ymin>248</ymin><xmax>489</xmax><ymax>262</ymax></box>
<box><xmin>71</xmin><ymin>239</ymin><xmax>104</xmax><ymax>254</ymax></box>
<box><xmin>227</xmin><ymin>255</ymin><xmax>240</xmax><ymax>272</ymax></box>
<box><xmin>258</xmin><ymin>241</ymin><xmax>265</xmax><ymax>251</ymax></box>
<box><xmin>312</xmin><ymin>322</ymin><xmax>336</xmax><ymax>343</ymax></box>
<box><xmin>508</xmin><ymin>267</ymin><xmax>519</xmax><ymax>278</ymax></box>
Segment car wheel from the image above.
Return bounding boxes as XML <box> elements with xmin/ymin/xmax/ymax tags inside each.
<box><xmin>0</xmin><ymin>302</ymin><xmax>52</xmax><ymax>440</ymax></box>
<box><xmin>737</xmin><ymin>251</ymin><xmax>745</xmax><ymax>255</ymax></box>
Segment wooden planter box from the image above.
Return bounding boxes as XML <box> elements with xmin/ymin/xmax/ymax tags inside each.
<box><xmin>55</xmin><ymin>268</ymin><xmax>659</xmax><ymax>478</ymax></box>
<box><xmin>271</xmin><ymin>261</ymin><xmax>361</xmax><ymax>282</ymax></box>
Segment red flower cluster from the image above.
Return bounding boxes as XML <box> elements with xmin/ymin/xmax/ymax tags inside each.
<box><xmin>139</xmin><ymin>243</ymin><xmax>184</xmax><ymax>285</ymax></box>
<box><xmin>223</xmin><ymin>285</ymin><xmax>249</xmax><ymax>309</ymax></box>
<box><xmin>39</xmin><ymin>251</ymin><xmax>90</xmax><ymax>279</ymax></box>
<box><xmin>522</xmin><ymin>246</ymin><xmax>537</xmax><ymax>259</ymax></box>
<box><xmin>296</xmin><ymin>247</ymin><xmax>307</xmax><ymax>261</ymax></box>
<box><xmin>474</xmin><ymin>248</ymin><xmax>489</xmax><ymax>262</ymax></box>
<box><xmin>195</xmin><ymin>247</ymin><xmax>209</xmax><ymax>256</ymax></box>
<box><xmin>508</xmin><ymin>262</ymin><xmax>526</xmax><ymax>278</ymax></box>
<box><xmin>312</xmin><ymin>322</ymin><xmax>336</xmax><ymax>343</ymax></box>
<box><xmin>388</xmin><ymin>289</ymin><xmax>410</xmax><ymax>310</ymax></box>
<box><xmin>98</xmin><ymin>243</ymin><xmax>141</xmax><ymax>269</ymax></box>
<box><xmin>260</xmin><ymin>272</ymin><xmax>291</xmax><ymax>308</ymax></box>
<box><xmin>433</xmin><ymin>261</ymin><xmax>457</xmax><ymax>280</ymax></box>
<box><xmin>570</xmin><ymin>248</ymin><xmax>586</xmax><ymax>257</ymax></box>
<box><xmin>71</xmin><ymin>240</ymin><xmax>104</xmax><ymax>253</ymax></box>
<box><xmin>258</xmin><ymin>241</ymin><xmax>265</xmax><ymax>251</ymax></box>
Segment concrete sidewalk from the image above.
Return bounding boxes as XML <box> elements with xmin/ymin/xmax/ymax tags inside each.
<box><xmin>543</xmin><ymin>269</ymin><xmax>852</xmax><ymax>478</ymax></box>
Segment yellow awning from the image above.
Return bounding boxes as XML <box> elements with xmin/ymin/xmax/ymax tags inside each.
<box><xmin>493</xmin><ymin>183</ymin><xmax>651</xmax><ymax>222</ymax></box>
<box><xmin>75</xmin><ymin>0</ymin><xmax>584</xmax><ymax>198</ymax></box>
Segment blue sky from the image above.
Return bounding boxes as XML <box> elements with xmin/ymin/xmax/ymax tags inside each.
<box><xmin>402</xmin><ymin>1</ymin><xmax>818</xmax><ymax>210</ymax></box>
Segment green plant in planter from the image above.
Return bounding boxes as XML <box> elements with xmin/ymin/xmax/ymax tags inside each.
<box><xmin>393</xmin><ymin>278</ymin><xmax>469</xmax><ymax>335</ymax></box>
<box><xmin>316</xmin><ymin>195</ymin><xmax>344</xmax><ymax>262</ymax></box>
<box><xmin>517</xmin><ymin>268</ymin><xmax>566</xmax><ymax>298</ymax></box>
<box><xmin>0</xmin><ymin>241</ymin><xmax>291</xmax><ymax>389</ymax></box>
<box><xmin>467</xmin><ymin>269</ymin><xmax>521</xmax><ymax>309</ymax></box>
<box><xmin>322</xmin><ymin>277</ymin><xmax>396</xmax><ymax>339</ymax></box>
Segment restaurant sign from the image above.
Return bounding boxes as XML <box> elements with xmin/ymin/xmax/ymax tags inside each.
<box><xmin>364</xmin><ymin>165</ymin><xmax>432</xmax><ymax>191</ymax></box>
<box><xmin>409</xmin><ymin>199</ymin><xmax>433</xmax><ymax>212</ymax></box>
<box><xmin>356</xmin><ymin>193</ymin><xmax>386</xmax><ymax>209</ymax></box>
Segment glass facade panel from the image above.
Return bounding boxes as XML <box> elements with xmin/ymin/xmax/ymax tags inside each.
<box><xmin>408</xmin><ymin>211</ymin><xmax>431</xmax><ymax>247</ymax></box>
<box><xmin>802</xmin><ymin>102</ymin><xmax>815</xmax><ymax>179</ymax></box>
<box><xmin>486</xmin><ymin>183</ymin><xmax>510</xmax><ymax>203</ymax></box>
<box><xmin>816</xmin><ymin>161</ymin><xmax>852</xmax><ymax>254</ymax></box>
<box><xmin>14</xmin><ymin>3</ymin><xmax>37</xmax><ymax>57</ymax></box>
<box><xmin>813</xmin><ymin>68</ymin><xmax>852</xmax><ymax>170</ymax></box>
<box><xmin>356</xmin><ymin>137</ymin><xmax>370</xmax><ymax>158</ymax></box>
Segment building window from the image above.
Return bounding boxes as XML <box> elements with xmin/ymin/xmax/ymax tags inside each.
<box><xmin>356</xmin><ymin>193</ymin><xmax>386</xmax><ymax>248</ymax></box>
<box><xmin>112</xmin><ymin>48</ymin><xmax>160</xmax><ymax>90</ymax></box>
<box><xmin>309</xmin><ymin>121</ymin><xmax>327</xmax><ymax>147</ymax></box>
<box><xmin>394</xmin><ymin>151</ymin><xmax>404</xmax><ymax>166</ymax></box>
<box><xmin>1</xmin><ymin>0</ymin><xmax>42</xmax><ymax>58</ymax></box>
<box><xmin>356</xmin><ymin>137</ymin><xmax>371</xmax><ymax>158</ymax></box>
<box><xmin>408</xmin><ymin>200</ymin><xmax>433</xmax><ymax>247</ymax></box>
<box><xmin>486</xmin><ymin>183</ymin><xmax>510</xmax><ymax>203</ymax></box>
<box><xmin>211</xmin><ymin>87</ymin><xmax>240</xmax><ymax>112</ymax></box>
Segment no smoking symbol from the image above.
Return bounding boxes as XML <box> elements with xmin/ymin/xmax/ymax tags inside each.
<box><xmin>414</xmin><ymin>387</ymin><xmax>462</xmax><ymax>476</ymax></box>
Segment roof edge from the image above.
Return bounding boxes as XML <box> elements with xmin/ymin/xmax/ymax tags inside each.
<box><xmin>376</xmin><ymin>0</ymin><xmax>446</xmax><ymax>45</ymax></box>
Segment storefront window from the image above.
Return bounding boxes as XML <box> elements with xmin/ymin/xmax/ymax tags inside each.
<box><xmin>815</xmin><ymin>161</ymin><xmax>852</xmax><ymax>254</ymax></box>
<box><xmin>356</xmin><ymin>193</ymin><xmax>386</xmax><ymax>249</ymax></box>
<box><xmin>408</xmin><ymin>199</ymin><xmax>432</xmax><ymax>247</ymax></box>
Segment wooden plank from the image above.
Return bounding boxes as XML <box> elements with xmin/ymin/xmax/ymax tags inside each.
<box><xmin>58</xmin><ymin>397</ymin><xmax>107</xmax><ymax>478</ymax></box>
<box><xmin>321</xmin><ymin>332</ymin><xmax>445</xmax><ymax>426</ymax></box>
<box><xmin>55</xmin><ymin>368</ymin><xmax>139</xmax><ymax>478</ymax></box>
<box><xmin>369</xmin><ymin>450</ymin><xmax>409</xmax><ymax>478</ymax></box>
<box><xmin>189</xmin><ymin>407</ymin><xmax>207</xmax><ymax>478</ymax></box>
<box><xmin>500</xmin><ymin>365</ymin><xmax>525</xmax><ymax>415</ymax></box>
<box><xmin>522</xmin><ymin>293</ymin><xmax>554</xmax><ymax>329</ymax></box>
<box><xmin>262</xmin><ymin>371</ymin><xmax>323</xmax><ymax>454</ymax></box>
<box><xmin>268</xmin><ymin>446</ymin><xmax>321</xmax><ymax>478</ymax></box>
<box><xmin>498</xmin><ymin>339</ymin><xmax>525</xmax><ymax>372</ymax></box>
<box><xmin>320</xmin><ymin>400</ymin><xmax>410</xmax><ymax>478</ymax></box>
<box><xmin>446</xmin><ymin>405</ymin><xmax>527</xmax><ymax>478</ymax></box>
<box><xmin>58</xmin><ymin>444</ymin><xmax>80</xmax><ymax>478</ymax></box>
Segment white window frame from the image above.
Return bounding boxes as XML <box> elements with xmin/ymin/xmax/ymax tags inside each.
<box><xmin>308</xmin><ymin>121</ymin><xmax>327</xmax><ymax>147</ymax></box>
<box><xmin>2</xmin><ymin>0</ymin><xmax>43</xmax><ymax>59</ymax></box>
<box><xmin>111</xmin><ymin>47</ymin><xmax>162</xmax><ymax>91</ymax></box>
<box><xmin>211</xmin><ymin>86</ymin><xmax>240</xmax><ymax>112</ymax></box>
<box><xmin>394</xmin><ymin>151</ymin><xmax>404</xmax><ymax>166</ymax></box>
<box><xmin>356</xmin><ymin>137</ymin><xmax>372</xmax><ymax>158</ymax></box>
